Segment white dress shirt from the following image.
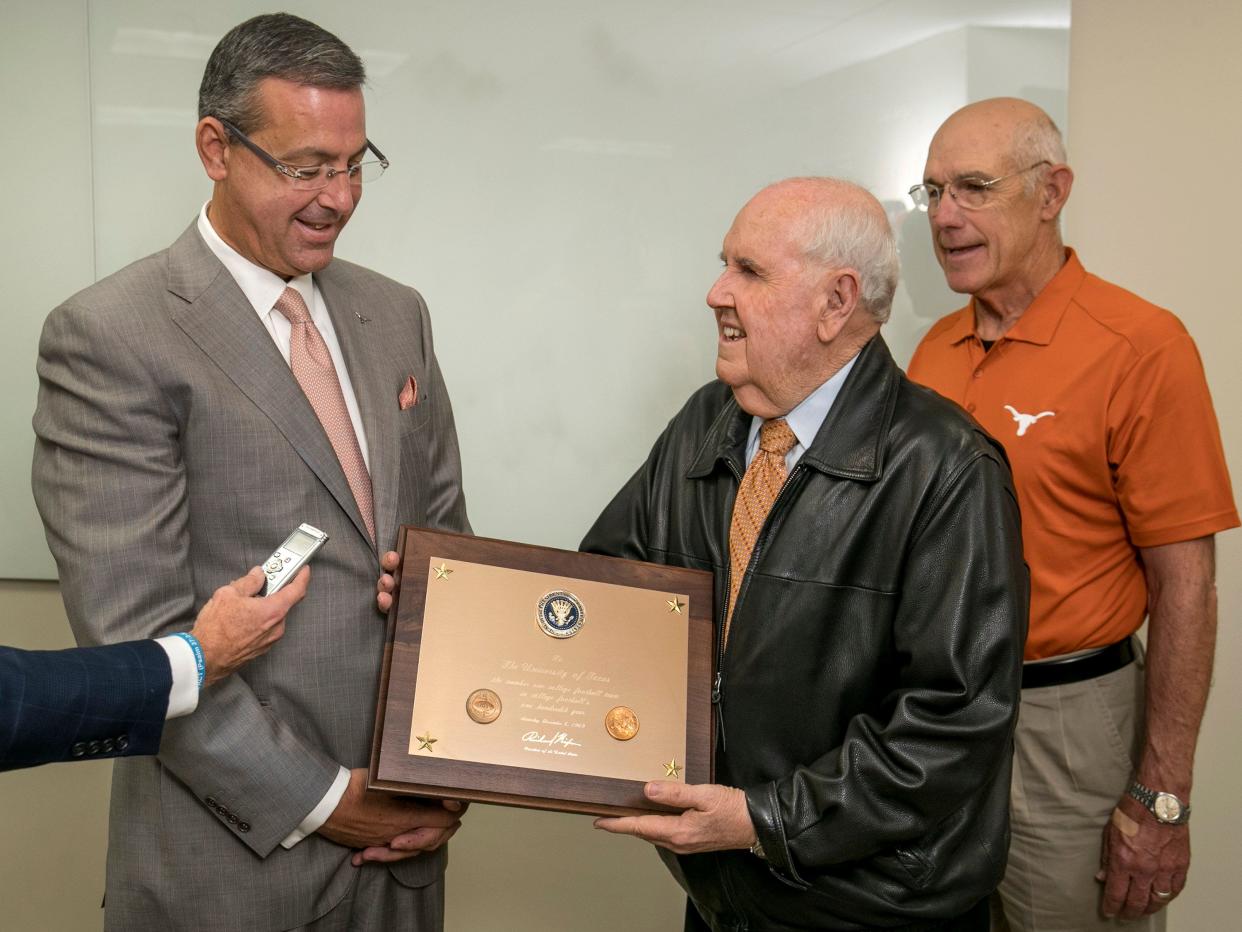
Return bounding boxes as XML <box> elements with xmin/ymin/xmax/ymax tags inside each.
<box><xmin>196</xmin><ymin>204</ymin><xmax>370</xmax><ymax>469</ymax></box>
<box><xmin>196</xmin><ymin>204</ymin><xmax>353</xmax><ymax>848</ymax></box>
<box><xmin>155</xmin><ymin>635</ymin><xmax>200</xmax><ymax>719</ymax></box>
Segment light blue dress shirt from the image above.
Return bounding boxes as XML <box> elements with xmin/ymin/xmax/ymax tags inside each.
<box><xmin>743</xmin><ymin>353</ymin><xmax>860</xmax><ymax>470</ymax></box>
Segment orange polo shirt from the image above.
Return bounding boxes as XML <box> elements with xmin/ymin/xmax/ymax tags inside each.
<box><xmin>908</xmin><ymin>250</ymin><xmax>1238</xmax><ymax>660</ymax></box>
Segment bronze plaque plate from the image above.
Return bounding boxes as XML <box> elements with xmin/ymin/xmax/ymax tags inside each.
<box><xmin>369</xmin><ymin>527</ymin><xmax>714</xmax><ymax>816</ymax></box>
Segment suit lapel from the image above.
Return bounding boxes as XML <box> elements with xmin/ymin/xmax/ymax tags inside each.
<box><xmin>318</xmin><ymin>264</ymin><xmax>400</xmax><ymax>553</ymax></box>
<box><xmin>163</xmin><ymin>223</ymin><xmax>373</xmax><ymax>546</ymax></box>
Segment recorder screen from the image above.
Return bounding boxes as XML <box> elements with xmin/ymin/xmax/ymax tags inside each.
<box><xmin>284</xmin><ymin>529</ymin><xmax>318</xmax><ymax>556</ymax></box>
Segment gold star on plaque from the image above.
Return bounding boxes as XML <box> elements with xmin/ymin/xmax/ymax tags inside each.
<box><xmin>416</xmin><ymin>732</ymin><xmax>438</xmax><ymax>752</ymax></box>
<box><xmin>666</xmin><ymin>598</ymin><xmax>685</xmax><ymax>614</ymax></box>
<box><xmin>663</xmin><ymin>757</ymin><xmax>682</xmax><ymax>778</ymax></box>
<box><xmin>433</xmin><ymin>563</ymin><xmax>453</xmax><ymax>580</ymax></box>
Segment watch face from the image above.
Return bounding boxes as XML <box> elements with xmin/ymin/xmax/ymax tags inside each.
<box><xmin>1154</xmin><ymin>793</ymin><xmax>1182</xmax><ymax>822</ymax></box>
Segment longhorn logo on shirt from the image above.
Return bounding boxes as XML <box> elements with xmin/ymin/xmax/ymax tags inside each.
<box><xmin>1003</xmin><ymin>404</ymin><xmax>1055</xmax><ymax>437</ymax></box>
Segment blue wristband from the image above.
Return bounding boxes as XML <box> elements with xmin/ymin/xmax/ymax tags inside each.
<box><xmin>173</xmin><ymin>632</ymin><xmax>206</xmax><ymax>690</ymax></box>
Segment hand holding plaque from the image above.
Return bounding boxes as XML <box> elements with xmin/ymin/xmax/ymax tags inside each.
<box><xmin>593</xmin><ymin>781</ymin><xmax>758</xmax><ymax>855</ymax></box>
<box><xmin>369</xmin><ymin>528</ymin><xmax>714</xmax><ymax>817</ymax></box>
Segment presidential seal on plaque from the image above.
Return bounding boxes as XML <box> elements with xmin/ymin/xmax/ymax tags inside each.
<box><xmin>536</xmin><ymin>590</ymin><xmax>585</xmax><ymax>639</ymax></box>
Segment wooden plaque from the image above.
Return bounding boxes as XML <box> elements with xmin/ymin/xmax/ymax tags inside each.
<box><xmin>369</xmin><ymin>527</ymin><xmax>715</xmax><ymax>817</ymax></box>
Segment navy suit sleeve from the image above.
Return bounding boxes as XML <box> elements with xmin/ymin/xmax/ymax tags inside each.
<box><xmin>0</xmin><ymin>639</ymin><xmax>171</xmax><ymax>772</ymax></box>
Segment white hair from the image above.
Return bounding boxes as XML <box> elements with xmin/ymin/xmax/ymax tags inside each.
<box><xmin>1012</xmin><ymin>112</ymin><xmax>1068</xmax><ymax>194</ymax></box>
<box><xmin>797</xmin><ymin>179</ymin><xmax>900</xmax><ymax>324</ymax></box>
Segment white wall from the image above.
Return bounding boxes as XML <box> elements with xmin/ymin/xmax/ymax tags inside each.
<box><xmin>2</xmin><ymin>2</ymin><xmax>1074</xmax><ymax>929</ymax></box>
<box><xmin>1067</xmin><ymin>3</ymin><xmax>1242</xmax><ymax>928</ymax></box>
<box><xmin>3</xmin><ymin>0</ymin><xmax>1072</xmax><ymax>576</ymax></box>
<box><xmin>0</xmin><ymin>0</ymin><xmax>94</xmax><ymax>579</ymax></box>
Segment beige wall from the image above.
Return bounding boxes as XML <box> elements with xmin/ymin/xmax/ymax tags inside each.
<box><xmin>0</xmin><ymin>583</ymin><xmax>112</xmax><ymax>930</ymax></box>
<box><xmin>1067</xmin><ymin>2</ymin><xmax>1242</xmax><ymax>928</ymax></box>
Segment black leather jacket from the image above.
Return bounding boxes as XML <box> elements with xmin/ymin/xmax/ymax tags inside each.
<box><xmin>582</xmin><ymin>337</ymin><xmax>1028</xmax><ymax>931</ymax></box>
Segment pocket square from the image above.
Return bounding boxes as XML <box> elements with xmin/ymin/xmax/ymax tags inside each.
<box><xmin>398</xmin><ymin>375</ymin><xmax>419</xmax><ymax>410</ymax></box>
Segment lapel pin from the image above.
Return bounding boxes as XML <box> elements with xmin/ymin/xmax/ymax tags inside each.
<box><xmin>355</xmin><ymin>311</ymin><xmax>372</xmax><ymax>324</ymax></box>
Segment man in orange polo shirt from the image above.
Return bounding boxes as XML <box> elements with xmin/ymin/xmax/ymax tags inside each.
<box><xmin>907</xmin><ymin>97</ymin><xmax>1237</xmax><ymax>932</ymax></box>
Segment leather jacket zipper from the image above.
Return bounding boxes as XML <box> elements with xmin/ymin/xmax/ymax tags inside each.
<box><xmin>712</xmin><ymin>670</ymin><xmax>725</xmax><ymax>752</ymax></box>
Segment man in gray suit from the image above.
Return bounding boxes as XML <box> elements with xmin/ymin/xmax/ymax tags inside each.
<box><xmin>32</xmin><ymin>14</ymin><xmax>469</xmax><ymax>931</ymax></box>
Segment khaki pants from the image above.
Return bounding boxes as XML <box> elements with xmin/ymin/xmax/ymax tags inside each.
<box><xmin>993</xmin><ymin>650</ymin><xmax>1163</xmax><ymax>932</ymax></box>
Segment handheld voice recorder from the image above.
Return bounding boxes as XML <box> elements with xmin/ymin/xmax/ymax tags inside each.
<box><xmin>262</xmin><ymin>523</ymin><xmax>329</xmax><ymax>595</ymax></box>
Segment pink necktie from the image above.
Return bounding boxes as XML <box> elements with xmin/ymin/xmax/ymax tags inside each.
<box><xmin>274</xmin><ymin>287</ymin><xmax>375</xmax><ymax>543</ymax></box>
<box><xmin>724</xmin><ymin>418</ymin><xmax>798</xmax><ymax>647</ymax></box>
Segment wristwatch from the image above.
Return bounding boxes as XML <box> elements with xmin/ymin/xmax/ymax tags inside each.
<box><xmin>1127</xmin><ymin>780</ymin><xmax>1191</xmax><ymax>824</ymax></box>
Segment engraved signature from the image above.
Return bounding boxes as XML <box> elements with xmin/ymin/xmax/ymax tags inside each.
<box><xmin>522</xmin><ymin>730</ymin><xmax>584</xmax><ymax>749</ymax></box>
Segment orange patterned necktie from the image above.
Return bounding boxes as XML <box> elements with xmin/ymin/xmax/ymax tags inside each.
<box><xmin>724</xmin><ymin>418</ymin><xmax>798</xmax><ymax>646</ymax></box>
<box><xmin>274</xmin><ymin>287</ymin><xmax>376</xmax><ymax>543</ymax></box>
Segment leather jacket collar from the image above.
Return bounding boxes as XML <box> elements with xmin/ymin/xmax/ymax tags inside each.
<box><xmin>686</xmin><ymin>334</ymin><xmax>896</xmax><ymax>483</ymax></box>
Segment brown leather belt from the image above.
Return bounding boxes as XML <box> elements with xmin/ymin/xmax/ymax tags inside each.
<box><xmin>1021</xmin><ymin>637</ymin><xmax>1135</xmax><ymax>690</ymax></box>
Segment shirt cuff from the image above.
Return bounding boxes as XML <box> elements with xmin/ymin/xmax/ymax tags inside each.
<box><xmin>154</xmin><ymin>636</ymin><xmax>200</xmax><ymax>720</ymax></box>
<box><xmin>281</xmin><ymin>766</ymin><xmax>351</xmax><ymax>849</ymax></box>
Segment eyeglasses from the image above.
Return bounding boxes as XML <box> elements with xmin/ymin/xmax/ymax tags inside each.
<box><xmin>217</xmin><ymin>118</ymin><xmax>389</xmax><ymax>190</ymax></box>
<box><xmin>908</xmin><ymin>161</ymin><xmax>1049</xmax><ymax>212</ymax></box>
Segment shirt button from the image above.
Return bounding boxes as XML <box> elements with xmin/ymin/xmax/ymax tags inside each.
<box><xmin>238</xmin><ymin>822</ymin><xmax>251</xmax><ymax>833</ymax></box>
<box><xmin>205</xmin><ymin>796</ymin><xmax>217</xmax><ymax>808</ymax></box>
<box><xmin>966</xmin><ymin>403</ymin><xmax>977</xmax><ymax>413</ymax></box>
<box><xmin>973</xmin><ymin>369</ymin><xmax>984</xmax><ymax>379</ymax></box>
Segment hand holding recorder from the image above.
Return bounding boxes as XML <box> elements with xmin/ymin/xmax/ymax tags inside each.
<box><xmin>190</xmin><ymin>564</ymin><xmax>310</xmax><ymax>688</ymax></box>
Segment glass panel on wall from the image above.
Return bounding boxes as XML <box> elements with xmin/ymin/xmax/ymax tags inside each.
<box><xmin>3</xmin><ymin>2</ymin><xmax>1069</xmax><ymax>930</ymax></box>
<box><xmin>11</xmin><ymin>3</ymin><xmax>1068</xmax><ymax>568</ymax></box>
<box><xmin>84</xmin><ymin>0</ymin><xmax>1067</xmax><ymax>558</ymax></box>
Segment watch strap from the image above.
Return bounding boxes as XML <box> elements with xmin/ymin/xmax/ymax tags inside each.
<box><xmin>1127</xmin><ymin>780</ymin><xmax>1190</xmax><ymax>824</ymax></box>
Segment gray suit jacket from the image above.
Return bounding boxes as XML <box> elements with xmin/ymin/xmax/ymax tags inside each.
<box><xmin>32</xmin><ymin>222</ymin><xmax>470</xmax><ymax>930</ymax></box>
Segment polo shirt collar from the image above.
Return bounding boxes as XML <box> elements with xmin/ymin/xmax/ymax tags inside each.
<box><xmin>939</xmin><ymin>301</ymin><xmax>977</xmax><ymax>346</ymax></box>
<box><xmin>946</xmin><ymin>248</ymin><xmax>1087</xmax><ymax>347</ymax></box>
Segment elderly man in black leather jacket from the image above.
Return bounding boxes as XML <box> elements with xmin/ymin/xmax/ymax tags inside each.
<box><xmin>585</xmin><ymin>177</ymin><xmax>1028</xmax><ymax>931</ymax></box>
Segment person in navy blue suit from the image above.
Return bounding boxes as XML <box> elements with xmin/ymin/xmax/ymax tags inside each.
<box><xmin>1</xmin><ymin>565</ymin><xmax>308</xmax><ymax>772</ymax></box>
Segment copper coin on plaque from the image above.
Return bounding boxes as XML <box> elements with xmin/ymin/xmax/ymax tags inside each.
<box><xmin>466</xmin><ymin>688</ymin><xmax>502</xmax><ymax>724</ymax></box>
<box><xmin>605</xmin><ymin>706</ymin><xmax>640</xmax><ymax>741</ymax></box>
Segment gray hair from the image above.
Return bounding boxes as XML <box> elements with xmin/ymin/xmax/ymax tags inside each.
<box><xmin>198</xmin><ymin>13</ymin><xmax>366</xmax><ymax>133</ymax></box>
<box><xmin>798</xmin><ymin>180</ymin><xmax>900</xmax><ymax>324</ymax></box>
<box><xmin>1012</xmin><ymin>112</ymin><xmax>1068</xmax><ymax>194</ymax></box>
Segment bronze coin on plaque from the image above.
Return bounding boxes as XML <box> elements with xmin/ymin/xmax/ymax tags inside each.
<box><xmin>466</xmin><ymin>688</ymin><xmax>502</xmax><ymax>724</ymax></box>
<box><xmin>605</xmin><ymin>706</ymin><xmax>639</xmax><ymax>741</ymax></box>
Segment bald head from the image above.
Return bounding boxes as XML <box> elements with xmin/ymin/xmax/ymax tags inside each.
<box><xmin>744</xmin><ymin>177</ymin><xmax>899</xmax><ymax>323</ymax></box>
<box><xmin>932</xmin><ymin>98</ymin><xmax>1067</xmax><ymax>191</ymax></box>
